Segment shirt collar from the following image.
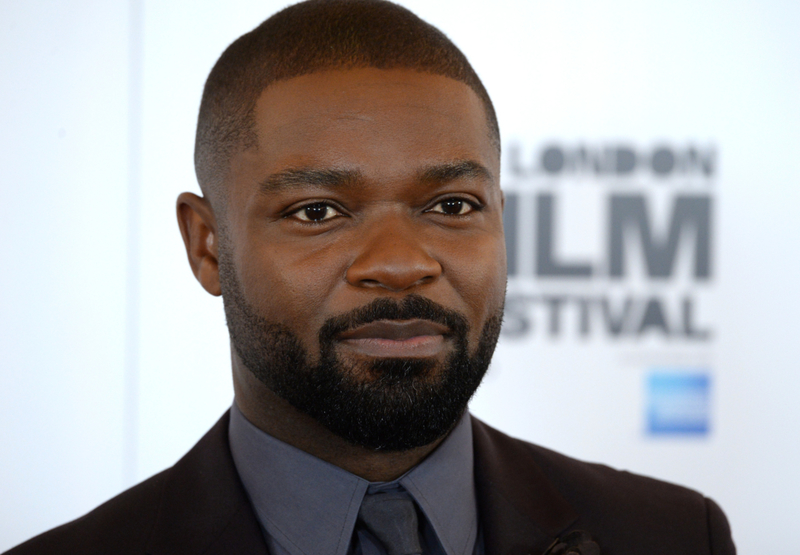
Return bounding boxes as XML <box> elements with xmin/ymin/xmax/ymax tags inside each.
<box><xmin>228</xmin><ymin>403</ymin><xmax>477</xmax><ymax>555</ymax></box>
<box><xmin>399</xmin><ymin>409</ymin><xmax>478</xmax><ymax>555</ymax></box>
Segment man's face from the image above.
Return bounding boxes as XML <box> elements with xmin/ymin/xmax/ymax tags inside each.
<box><xmin>220</xmin><ymin>68</ymin><xmax>506</xmax><ymax>450</ymax></box>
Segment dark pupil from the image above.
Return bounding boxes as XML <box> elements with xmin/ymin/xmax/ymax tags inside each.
<box><xmin>441</xmin><ymin>199</ymin><xmax>463</xmax><ymax>215</ymax></box>
<box><xmin>304</xmin><ymin>203</ymin><xmax>329</xmax><ymax>221</ymax></box>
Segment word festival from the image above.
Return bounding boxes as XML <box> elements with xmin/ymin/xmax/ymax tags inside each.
<box><xmin>501</xmin><ymin>141</ymin><xmax>716</xmax><ymax>341</ymax></box>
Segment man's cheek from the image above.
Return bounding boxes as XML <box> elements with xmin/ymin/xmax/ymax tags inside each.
<box><xmin>448</xmin><ymin>255</ymin><xmax>504</xmax><ymax>312</ymax></box>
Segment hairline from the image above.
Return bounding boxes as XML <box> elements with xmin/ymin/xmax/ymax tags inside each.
<box><xmin>206</xmin><ymin>66</ymin><xmax>500</xmax><ymax>212</ymax></box>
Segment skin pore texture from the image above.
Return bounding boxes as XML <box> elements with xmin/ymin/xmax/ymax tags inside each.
<box><xmin>177</xmin><ymin>68</ymin><xmax>507</xmax><ymax>481</ymax></box>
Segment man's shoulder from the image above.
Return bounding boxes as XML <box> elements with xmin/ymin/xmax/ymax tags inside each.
<box><xmin>504</xmin><ymin>426</ymin><xmax>701</xmax><ymax>501</ymax></box>
<box><xmin>4</xmin><ymin>411</ymin><xmax>264</xmax><ymax>555</ymax></box>
<box><xmin>473</xmin><ymin>414</ymin><xmax>707</xmax><ymax>502</ymax></box>
<box><xmin>471</xmin><ymin>416</ymin><xmax>735</xmax><ymax>554</ymax></box>
<box><xmin>4</xmin><ymin>469</ymin><xmax>169</xmax><ymax>555</ymax></box>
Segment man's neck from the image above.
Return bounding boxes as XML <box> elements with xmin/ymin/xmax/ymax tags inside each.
<box><xmin>232</xmin><ymin>356</ymin><xmax>445</xmax><ymax>482</ymax></box>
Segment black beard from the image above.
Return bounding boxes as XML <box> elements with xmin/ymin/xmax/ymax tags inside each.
<box><xmin>219</xmin><ymin>258</ymin><xmax>503</xmax><ymax>451</ymax></box>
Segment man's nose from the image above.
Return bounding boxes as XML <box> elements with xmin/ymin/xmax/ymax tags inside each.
<box><xmin>345</xmin><ymin>215</ymin><xmax>442</xmax><ymax>292</ymax></box>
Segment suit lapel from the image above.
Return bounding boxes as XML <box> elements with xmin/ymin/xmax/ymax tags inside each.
<box><xmin>471</xmin><ymin>416</ymin><xmax>579</xmax><ymax>555</ymax></box>
<box><xmin>145</xmin><ymin>411</ymin><xmax>269</xmax><ymax>555</ymax></box>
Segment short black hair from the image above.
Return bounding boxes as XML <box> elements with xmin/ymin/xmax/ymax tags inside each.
<box><xmin>194</xmin><ymin>0</ymin><xmax>500</xmax><ymax>206</ymax></box>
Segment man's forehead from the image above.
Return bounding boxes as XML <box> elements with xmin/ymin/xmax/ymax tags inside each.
<box><xmin>253</xmin><ymin>68</ymin><xmax>486</xmax><ymax>124</ymax></box>
<box><xmin>243</xmin><ymin>67</ymin><xmax>498</xmax><ymax>172</ymax></box>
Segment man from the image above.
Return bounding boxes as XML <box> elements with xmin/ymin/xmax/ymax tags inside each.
<box><xmin>6</xmin><ymin>1</ymin><xmax>735</xmax><ymax>554</ymax></box>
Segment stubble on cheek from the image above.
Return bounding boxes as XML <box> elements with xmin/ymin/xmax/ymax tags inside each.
<box><xmin>233</xmin><ymin>245</ymin><xmax>335</xmax><ymax>361</ymax></box>
<box><xmin>448</xmin><ymin>250</ymin><xmax>507</xmax><ymax>351</ymax></box>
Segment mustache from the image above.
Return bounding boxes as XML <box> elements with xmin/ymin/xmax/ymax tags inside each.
<box><xmin>318</xmin><ymin>295</ymin><xmax>470</xmax><ymax>343</ymax></box>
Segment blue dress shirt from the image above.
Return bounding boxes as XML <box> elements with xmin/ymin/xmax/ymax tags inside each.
<box><xmin>228</xmin><ymin>403</ymin><xmax>482</xmax><ymax>555</ymax></box>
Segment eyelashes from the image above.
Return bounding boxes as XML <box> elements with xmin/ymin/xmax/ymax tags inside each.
<box><xmin>424</xmin><ymin>198</ymin><xmax>477</xmax><ymax>216</ymax></box>
<box><xmin>290</xmin><ymin>202</ymin><xmax>344</xmax><ymax>223</ymax></box>
<box><xmin>286</xmin><ymin>197</ymin><xmax>482</xmax><ymax>224</ymax></box>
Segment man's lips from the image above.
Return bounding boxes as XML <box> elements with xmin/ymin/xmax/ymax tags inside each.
<box><xmin>338</xmin><ymin>320</ymin><xmax>450</xmax><ymax>341</ymax></box>
<box><xmin>336</xmin><ymin>319</ymin><xmax>450</xmax><ymax>358</ymax></box>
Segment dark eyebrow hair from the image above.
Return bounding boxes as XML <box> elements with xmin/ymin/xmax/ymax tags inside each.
<box><xmin>259</xmin><ymin>168</ymin><xmax>361</xmax><ymax>193</ymax></box>
<box><xmin>259</xmin><ymin>161</ymin><xmax>493</xmax><ymax>194</ymax></box>
<box><xmin>418</xmin><ymin>160</ymin><xmax>494</xmax><ymax>185</ymax></box>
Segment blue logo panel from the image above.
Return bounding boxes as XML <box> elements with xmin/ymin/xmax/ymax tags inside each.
<box><xmin>646</xmin><ymin>371</ymin><xmax>711</xmax><ymax>436</ymax></box>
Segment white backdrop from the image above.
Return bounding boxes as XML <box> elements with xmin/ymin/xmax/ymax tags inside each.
<box><xmin>2</xmin><ymin>1</ymin><xmax>799</xmax><ymax>552</ymax></box>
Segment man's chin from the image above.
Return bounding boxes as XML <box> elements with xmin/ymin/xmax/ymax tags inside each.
<box><xmin>285</xmin><ymin>351</ymin><xmax>480</xmax><ymax>451</ymax></box>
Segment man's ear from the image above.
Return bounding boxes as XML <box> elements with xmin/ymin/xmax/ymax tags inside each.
<box><xmin>176</xmin><ymin>192</ymin><xmax>222</xmax><ymax>296</ymax></box>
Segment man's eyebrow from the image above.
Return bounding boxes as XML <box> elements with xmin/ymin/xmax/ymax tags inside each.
<box><xmin>259</xmin><ymin>168</ymin><xmax>361</xmax><ymax>193</ymax></box>
<box><xmin>418</xmin><ymin>160</ymin><xmax>494</xmax><ymax>185</ymax></box>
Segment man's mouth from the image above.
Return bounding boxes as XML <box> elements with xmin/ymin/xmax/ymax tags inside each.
<box><xmin>335</xmin><ymin>319</ymin><xmax>450</xmax><ymax>358</ymax></box>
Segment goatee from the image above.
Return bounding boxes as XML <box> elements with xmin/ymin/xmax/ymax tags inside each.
<box><xmin>220</xmin><ymin>257</ymin><xmax>502</xmax><ymax>451</ymax></box>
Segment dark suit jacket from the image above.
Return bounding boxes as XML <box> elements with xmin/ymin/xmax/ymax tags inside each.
<box><xmin>5</xmin><ymin>412</ymin><xmax>735</xmax><ymax>555</ymax></box>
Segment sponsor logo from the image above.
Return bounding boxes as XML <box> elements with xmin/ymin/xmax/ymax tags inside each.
<box><xmin>646</xmin><ymin>371</ymin><xmax>711</xmax><ymax>435</ymax></box>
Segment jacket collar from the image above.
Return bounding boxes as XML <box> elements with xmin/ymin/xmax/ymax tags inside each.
<box><xmin>145</xmin><ymin>411</ymin><xmax>269</xmax><ymax>555</ymax></box>
<box><xmin>471</xmin><ymin>416</ymin><xmax>579</xmax><ymax>555</ymax></box>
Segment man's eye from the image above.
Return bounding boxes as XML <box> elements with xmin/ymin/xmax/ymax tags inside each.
<box><xmin>428</xmin><ymin>198</ymin><xmax>475</xmax><ymax>216</ymax></box>
<box><xmin>291</xmin><ymin>202</ymin><xmax>341</xmax><ymax>222</ymax></box>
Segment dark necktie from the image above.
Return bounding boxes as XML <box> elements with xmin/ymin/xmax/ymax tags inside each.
<box><xmin>358</xmin><ymin>490</ymin><xmax>423</xmax><ymax>555</ymax></box>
